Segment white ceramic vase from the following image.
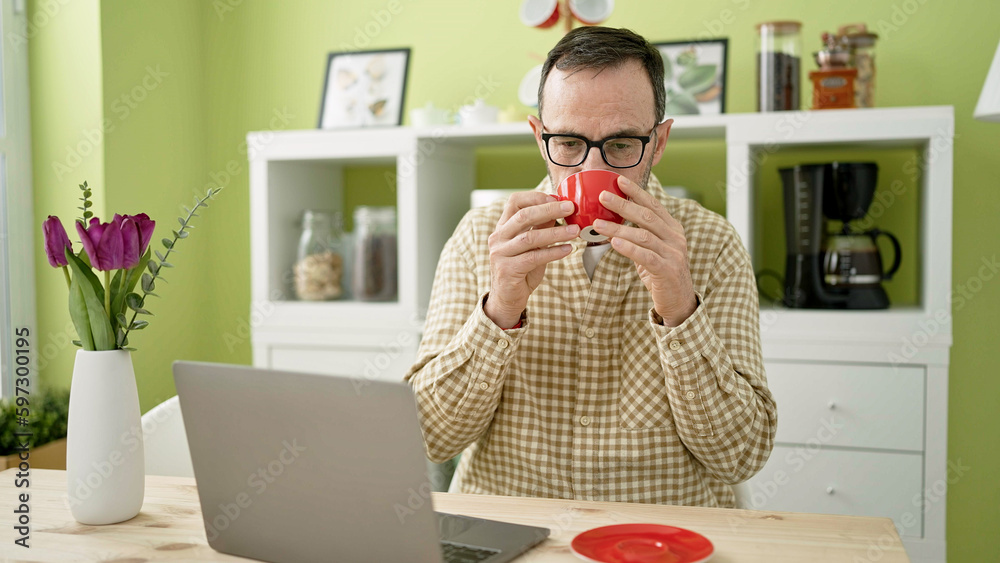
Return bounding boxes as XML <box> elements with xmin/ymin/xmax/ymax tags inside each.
<box><xmin>66</xmin><ymin>349</ymin><xmax>145</xmax><ymax>524</ymax></box>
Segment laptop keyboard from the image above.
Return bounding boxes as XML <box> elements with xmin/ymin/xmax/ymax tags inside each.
<box><xmin>440</xmin><ymin>540</ymin><xmax>500</xmax><ymax>563</ymax></box>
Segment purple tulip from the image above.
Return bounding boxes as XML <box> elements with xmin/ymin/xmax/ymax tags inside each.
<box><xmin>43</xmin><ymin>216</ymin><xmax>73</xmax><ymax>267</ymax></box>
<box><xmin>76</xmin><ymin>213</ymin><xmax>157</xmax><ymax>271</ymax></box>
<box><xmin>120</xmin><ymin>216</ymin><xmax>140</xmax><ymax>269</ymax></box>
<box><xmin>126</xmin><ymin>213</ymin><xmax>155</xmax><ymax>258</ymax></box>
<box><xmin>76</xmin><ymin>216</ymin><xmax>125</xmax><ymax>271</ymax></box>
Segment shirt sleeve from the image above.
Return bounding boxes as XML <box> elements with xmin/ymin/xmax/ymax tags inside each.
<box><xmin>647</xmin><ymin>234</ymin><xmax>778</xmax><ymax>484</ymax></box>
<box><xmin>403</xmin><ymin>212</ymin><xmax>525</xmax><ymax>463</ymax></box>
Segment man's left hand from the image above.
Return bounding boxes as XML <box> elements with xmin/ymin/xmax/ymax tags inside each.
<box><xmin>592</xmin><ymin>175</ymin><xmax>697</xmax><ymax>327</ymax></box>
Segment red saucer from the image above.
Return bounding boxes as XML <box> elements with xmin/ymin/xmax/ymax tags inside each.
<box><xmin>571</xmin><ymin>523</ymin><xmax>714</xmax><ymax>563</ymax></box>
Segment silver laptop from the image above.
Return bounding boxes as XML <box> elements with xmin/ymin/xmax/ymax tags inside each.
<box><xmin>173</xmin><ymin>361</ymin><xmax>549</xmax><ymax>563</ymax></box>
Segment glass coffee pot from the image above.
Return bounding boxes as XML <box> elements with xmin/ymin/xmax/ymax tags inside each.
<box><xmin>823</xmin><ymin>228</ymin><xmax>901</xmax><ymax>288</ymax></box>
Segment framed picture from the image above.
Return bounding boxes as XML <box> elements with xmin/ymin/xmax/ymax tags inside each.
<box><xmin>653</xmin><ymin>39</ymin><xmax>728</xmax><ymax>115</ymax></box>
<box><xmin>318</xmin><ymin>48</ymin><xmax>411</xmax><ymax>129</ymax></box>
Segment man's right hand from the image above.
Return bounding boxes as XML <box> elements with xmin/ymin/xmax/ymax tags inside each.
<box><xmin>484</xmin><ymin>192</ymin><xmax>579</xmax><ymax>329</ymax></box>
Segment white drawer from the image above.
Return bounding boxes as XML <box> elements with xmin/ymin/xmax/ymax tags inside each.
<box><xmin>764</xmin><ymin>361</ymin><xmax>924</xmax><ymax>451</ymax></box>
<box><xmin>743</xmin><ymin>446</ymin><xmax>924</xmax><ymax>538</ymax></box>
<box><xmin>268</xmin><ymin>342</ymin><xmax>418</xmax><ymax>383</ymax></box>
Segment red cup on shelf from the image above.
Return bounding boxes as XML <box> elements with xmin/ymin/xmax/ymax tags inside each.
<box><xmin>520</xmin><ymin>0</ymin><xmax>560</xmax><ymax>28</ymax></box>
<box><xmin>555</xmin><ymin>169</ymin><xmax>626</xmax><ymax>243</ymax></box>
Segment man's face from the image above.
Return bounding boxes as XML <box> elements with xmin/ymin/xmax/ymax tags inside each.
<box><xmin>528</xmin><ymin>60</ymin><xmax>672</xmax><ymax>192</ymax></box>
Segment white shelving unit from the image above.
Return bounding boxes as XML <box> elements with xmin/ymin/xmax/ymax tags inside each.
<box><xmin>248</xmin><ymin>106</ymin><xmax>953</xmax><ymax>562</ymax></box>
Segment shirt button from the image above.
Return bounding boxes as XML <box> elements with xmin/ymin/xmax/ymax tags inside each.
<box><xmin>685</xmin><ymin>391</ymin><xmax>696</xmax><ymax>400</ymax></box>
<box><xmin>669</xmin><ymin>340</ymin><xmax>682</xmax><ymax>351</ymax></box>
<box><xmin>580</xmin><ymin>416</ymin><xmax>591</xmax><ymax>427</ymax></box>
<box><xmin>479</xmin><ymin>382</ymin><xmax>490</xmax><ymax>391</ymax></box>
<box><xmin>497</xmin><ymin>339</ymin><xmax>509</xmax><ymax>349</ymax></box>
<box><xmin>584</xmin><ymin>327</ymin><xmax>596</xmax><ymax>338</ymax></box>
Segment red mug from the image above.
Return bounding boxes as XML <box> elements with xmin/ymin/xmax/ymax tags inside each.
<box><xmin>555</xmin><ymin>169</ymin><xmax>626</xmax><ymax>243</ymax></box>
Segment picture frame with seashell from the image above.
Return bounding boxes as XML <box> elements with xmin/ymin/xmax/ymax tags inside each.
<box><xmin>318</xmin><ymin>48</ymin><xmax>411</xmax><ymax>129</ymax></box>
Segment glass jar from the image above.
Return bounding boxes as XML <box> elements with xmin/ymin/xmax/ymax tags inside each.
<box><xmin>353</xmin><ymin>206</ymin><xmax>398</xmax><ymax>302</ymax></box>
<box><xmin>294</xmin><ymin>210</ymin><xmax>346</xmax><ymax>301</ymax></box>
<box><xmin>839</xmin><ymin>24</ymin><xmax>879</xmax><ymax>108</ymax></box>
<box><xmin>757</xmin><ymin>21</ymin><xmax>803</xmax><ymax>112</ymax></box>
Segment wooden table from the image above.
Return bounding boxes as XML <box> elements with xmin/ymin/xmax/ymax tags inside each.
<box><xmin>0</xmin><ymin>469</ymin><xmax>910</xmax><ymax>562</ymax></box>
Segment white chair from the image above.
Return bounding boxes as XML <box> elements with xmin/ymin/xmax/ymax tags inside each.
<box><xmin>732</xmin><ymin>480</ymin><xmax>752</xmax><ymax>509</ymax></box>
<box><xmin>141</xmin><ymin>396</ymin><xmax>194</xmax><ymax>478</ymax></box>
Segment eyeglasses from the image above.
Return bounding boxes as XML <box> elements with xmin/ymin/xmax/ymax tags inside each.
<box><xmin>541</xmin><ymin>127</ymin><xmax>655</xmax><ymax>169</ymax></box>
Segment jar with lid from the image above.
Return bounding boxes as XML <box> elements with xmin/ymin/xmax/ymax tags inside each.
<box><xmin>838</xmin><ymin>24</ymin><xmax>879</xmax><ymax>108</ymax></box>
<box><xmin>757</xmin><ymin>21</ymin><xmax>803</xmax><ymax>111</ymax></box>
<box><xmin>293</xmin><ymin>210</ymin><xmax>346</xmax><ymax>301</ymax></box>
<box><xmin>353</xmin><ymin>206</ymin><xmax>398</xmax><ymax>302</ymax></box>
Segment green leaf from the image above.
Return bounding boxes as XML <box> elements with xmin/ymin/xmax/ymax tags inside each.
<box><xmin>141</xmin><ymin>273</ymin><xmax>155</xmax><ymax>293</ymax></box>
<box><xmin>123</xmin><ymin>347</ymin><xmax>137</xmax><ymax>352</ymax></box>
<box><xmin>109</xmin><ymin>270</ymin><xmax>124</xmax><ymax>321</ymax></box>
<box><xmin>664</xmin><ymin>89</ymin><xmax>700</xmax><ymax>115</ymax></box>
<box><xmin>162</xmin><ymin>238</ymin><xmax>174</xmax><ymax>249</ymax></box>
<box><xmin>116</xmin><ymin>313</ymin><xmax>128</xmax><ymax>328</ymax></box>
<box><xmin>175</xmin><ymin>229</ymin><xmax>189</xmax><ymax>239</ymax></box>
<box><xmin>84</xmin><ymin>211</ymin><xmax>93</xmax><ymax>219</ymax></box>
<box><xmin>159</xmin><ymin>261</ymin><xmax>173</xmax><ymax>268</ymax></box>
<box><xmin>677</xmin><ymin>64</ymin><xmax>718</xmax><ymax>94</ymax></box>
<box><xmin>147</xmin><ymin>261</ymin><xmax>159</xmax><ymax>275</ymax></box>
<box><xmin>676</xmin><ymin>49</ymin><xmax>697</xmax><ymax>68</ymax></box>
<box><xmin>182</xmin><ymin>205</ymin><xmax>192</xmax><ymax>215</ymax></box>
<box><xmin>64</xmin><ymin>250</ymin><xmax>114</xmax><ymax>350</ymax></box>
<box><xmin>83</xmin><ymin>200</ymin><xmax>93</xmax><ymax>208</ymax></box>
<box><xmin>130</xmin><ymin>320</ymin><xmax>149</xmax><ymax>330</ymax></box>
<box><xmin>126</xmin><ymin>292</ymin><xmax>153</xmax><ymax>315</ymax></box>
<box><xmin>72</xmin><ymin>340</ymin><xmax>82</xmax><ymax>347</ymax></box>
<box><xmin>177</xmin><ymin>217</ymin><xmax>186</xmax><ymax>227</ymax></box>
<box><xmin>67</xmin><ymin>273</ymin><xmax>95</xmax><ymax>351</ymax></box>
<box><xmin>155</xmin><ymin>250</ymin><xmax>166</xmax><ymax>261</ymax></box>
<box><xmin>660</xmin><ymin>49</ymin><xmax>673</xmax><ymax>82</ymax></box>
<box><xmin>113</xmin><ymin>250</ymin><xmax>149</xmax><ymax>320</ymax></box>
<box><xmin>76</xmin><ymin>247</ymin><xmax>94</xmax><ymax>269</ymax></box>
<box><xmin>65</xmin><ymin>248</ymin><xmax>104</xmax><ymax>304</ymax></box>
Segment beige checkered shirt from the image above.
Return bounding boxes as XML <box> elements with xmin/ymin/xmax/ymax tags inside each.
<box><xmin>404</xmin><ymin>174</ymin><xmax>776</xmax><ymax>507</ymax></box>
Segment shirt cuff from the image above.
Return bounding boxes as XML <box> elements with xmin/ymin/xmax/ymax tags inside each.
<box><xmin>469</xmin><ymin>292</ymin><xmax>525</xmax><ymax>365</ymax></box>
<box><xmin>648</xmin><ymin>292</ymin><xmax>723</xmax><ymax>369</ymax></box>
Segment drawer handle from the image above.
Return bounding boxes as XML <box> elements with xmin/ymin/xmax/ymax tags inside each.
<box><xmin>827</xmin><ymin>401</ymin><xmax>836</xmax><ymax>410</ymax></box>
<box><xmin>826</xmin><ymin>486</ymin><xmax>836</xmax><ymax>495</ymax></box>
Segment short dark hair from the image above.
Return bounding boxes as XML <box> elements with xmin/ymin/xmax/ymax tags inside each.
<box><xmin>537</xmin><ymin>27</ymin><xmax>665</xmax><ymax>124</ymax></box>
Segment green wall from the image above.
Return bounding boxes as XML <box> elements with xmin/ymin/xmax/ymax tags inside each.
<box><xmin>29</xmin><ymin>0</ymin><xmax>104</xmax><ymax>392</ymax></box>
<box><xmin>28</xmin><ymin>1</ymin><xmax>1000</xmax><ymax>561</ymax></box>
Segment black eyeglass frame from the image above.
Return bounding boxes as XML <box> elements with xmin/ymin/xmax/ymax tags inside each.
<box><xmin>540</xmin><ymin>128</ymin><xmax>655</xmax><ymax>169</ymax></box>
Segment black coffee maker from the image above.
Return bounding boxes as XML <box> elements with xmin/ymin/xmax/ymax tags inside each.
<box><xmin>779</xmin><ymin>162</ymin><xmax>902</xmax><ymax>309</ymax></box>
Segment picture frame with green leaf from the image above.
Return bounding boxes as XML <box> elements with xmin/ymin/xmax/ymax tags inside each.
<box><xmin>654</xmin><ymin>39</ymin><xmax>728</xmax><ymax>116</ymax></box>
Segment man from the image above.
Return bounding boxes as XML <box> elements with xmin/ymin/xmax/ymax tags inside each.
<box><xmin>404</xmin><ymin>27</ymin><xmax>776</xmax><ymax>507</ymax></box>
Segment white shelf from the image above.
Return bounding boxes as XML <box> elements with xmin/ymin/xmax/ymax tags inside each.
<box><xmin>248</xmin><ymin>106</ymin><xmax>953</xmax><ymax>562</ymax></box>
